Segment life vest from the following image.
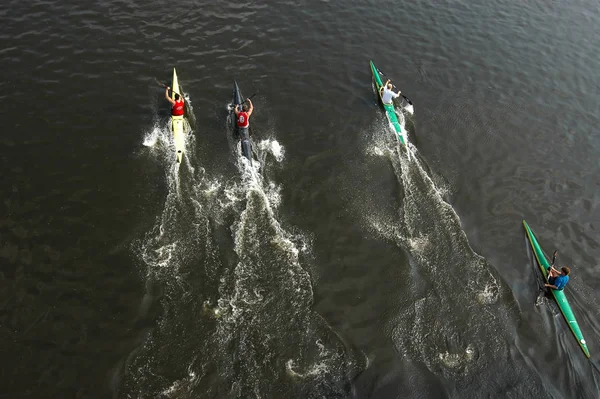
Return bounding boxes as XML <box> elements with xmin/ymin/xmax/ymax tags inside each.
<box><xmin>172</xmin><ymin>99</ymin><xmax>184</xmax><ymax>116</ymax></box>
<box><xmin>237</xmin><ymin>111</ymin><xmax>249</xmax><ymax>128</ymax></box>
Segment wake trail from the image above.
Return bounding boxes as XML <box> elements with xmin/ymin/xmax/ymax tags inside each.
<box><xmin>197</xmin><ymin>120</ymin><xmax>363</xmax><ymax>398</ymax></box>
<box><xmin>121</xmin><ymin>110</ymin><xmax>363</xmax><ymax>397</ymax></box>
<box><xmin>119</xmin><ymin>103</ymin><xmax>230</xmax><ymax>397</ymax></box>
<box><xmin>360</xmin><ymin>115</ymin><xmax>548</xmax><ymax>396</ymax></box>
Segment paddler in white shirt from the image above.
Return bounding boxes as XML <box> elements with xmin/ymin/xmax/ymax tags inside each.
<box><xmin>380</xmin><ymin>79</ymin><xmax>401</xmax><ymax>105</ymax></box>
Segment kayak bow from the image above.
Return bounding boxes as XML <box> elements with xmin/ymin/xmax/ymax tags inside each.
<box><xmin>171</xmin><ymin>68</ymin><xmax>185</xmax><ymax>163</ymax></box>
<box><xmin>522</xmin><ymin>220</ymin><xmax>590</xmax><ymax>358</ymax></box>
<box><xmin>232</xmin><ymin>80</ymin><xmax>252</xmax><ymax>164</ymax></box>
<box><xmin>370</xmin><ymin>60</ymin><xmax>407</xmax><ymax>146</ymax></box>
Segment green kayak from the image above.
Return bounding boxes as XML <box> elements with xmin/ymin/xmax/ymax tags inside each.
<box><xmin>522</xmin><ymin>220</ymin><xmax>590</xmax><ymax>358</ymax></box>
<box><xmin>370</xmin><ymin>60</ymin><xmax>407</xmax><ymax>146</ymax></box>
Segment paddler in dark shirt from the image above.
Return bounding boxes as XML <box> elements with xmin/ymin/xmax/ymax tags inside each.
<box><xmin>545</xmin><ymin>251</ymin><xmax>570</xmax><ymax>290</ymax></box>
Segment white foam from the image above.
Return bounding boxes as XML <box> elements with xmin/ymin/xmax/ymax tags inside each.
<box><xmin>408</xmin><ymin>234</ymin><xmax>430</xmax><ymax>254</ymax></box>
<box><xmin>257</xmin><ymin>139</ymin><xmax>285</xmax><ymax>162</ymax></box>
<box><xmin>476</xmin><ymin>280</ymin><xmax>499</xmax><ymax>305</ymax></box>
<box><xmin>142</xmin><ymin>125</ymin><xmax>161</xmax><ymax>147</ymax></box>
<box><xmin>160</xmin><ymin>370</ymin><xmax>198</xmax><ymax>396</ymax></box>
<box><xmin>438</xmin><ymin>344</ymin><xmax>475</xmax><ymax>370</ymax></box>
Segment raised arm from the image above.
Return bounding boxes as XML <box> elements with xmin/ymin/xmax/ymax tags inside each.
<box><xmin>234</xmin><ymin>104</ymin><xmax>240</xmax><ymax>115</ymax></box>
<box><xmin>165</xmin><ymin>87</ymin><xmax>175</xmax><ymax>105</ymax></box>
<box><xmin>246</xmin><ymin>99</ymin><xmax>254</xmax><ymax>117</ymax></box>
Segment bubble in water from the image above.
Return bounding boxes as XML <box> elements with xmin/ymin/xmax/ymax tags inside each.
<box><xmin>438</xmin><ymin>344</ymin><xmax>475</xmax><ymax>370</ymax></box>
<box><xmin>476</xmin><ymin>281</ymin><xmax>499</xmax><ymax>305</ymax></box>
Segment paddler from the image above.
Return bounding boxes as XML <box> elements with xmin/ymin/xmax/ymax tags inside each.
<box><xmin>545</xmin><ymin>251</ymin><xmax>570</xmax><ymax>290</ymax></box>
<box><xmin>234</xmin><ymin>98</ymin><xmax>254</xmax><ymax>137</ymax></box>
<box><xmin>165</xmin><ymin>87</ymin><xmax>185</xmax><ymax>116</ymax></box>
<box><xmin>380</xmin><ymin>79</ymin><xmax>401</xmax><ymax>105</ymax></box>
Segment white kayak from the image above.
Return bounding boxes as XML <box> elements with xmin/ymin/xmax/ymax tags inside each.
<box><xmin>171</xmin><ymin>68</ymin><xmax>185</xmax><ymax>163</ymax></box>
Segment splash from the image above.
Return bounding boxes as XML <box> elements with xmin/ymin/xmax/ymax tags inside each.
<box><xmin>142</xmin><ymin>124</ymin><xmax>162</xmax><ymax>147</ymax></box>
<box><xmin>257</xmin><ymin>138</ymin><xmax>285</xmax><ymax>163</ymax></box>
<box><xmin>141</xmin><ymin>116</ymin><xmax>193</xmax><ymax>166</ymax></box>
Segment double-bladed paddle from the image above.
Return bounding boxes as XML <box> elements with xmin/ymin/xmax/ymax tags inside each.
<box><xmin>538</xmin><ymin>250</ymin><xmax>558</xmax><ymax>294</ymax></box>
<box><xmin>155</xmin><ymin>79</ymin><xmax>183</xmax><ymax>97</ymax></box>
<box><xmin>232</xmin><ymin>93</ymin><xmax>257</xmax><ymax>110</ymax></box>
<box><xmin>375</xmin><ymin>66</ymin><xmax>413</xmax><ymax>106</ymax></box>
<box><xmin>155</xmin><ymin>79</ymin><xmax>168</xmax><ymax>89</ymax></box>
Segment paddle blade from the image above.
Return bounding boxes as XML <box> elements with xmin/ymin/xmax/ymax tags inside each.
<box><xmin>377</xmin><ymin>66</ymin><xmax>414</xmax><ymax>107</ymax></box>
<box><xmin>155</xmin><ymin>78</ymin><xmax>168</xmax><ymax>88</ymax></box>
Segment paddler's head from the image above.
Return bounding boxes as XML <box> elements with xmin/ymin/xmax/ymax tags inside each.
<box><xmin>387</xmin><ymin>83</ymin><xmax>393</xmax><ymax>90</ymax></box>
<box><xmin>174</xmin><ymin>93</ymin><xmax>180</xmax><ymax>101</ymax></box>
<box><xmin>561</xmin><ymin>266</ymin><xmax>570</xmax><ymax>275</ymax></box>
<box><xmin>242</xmin><ymin>104</ymin><xmax>249</xmax><ymax>112</ymax></box>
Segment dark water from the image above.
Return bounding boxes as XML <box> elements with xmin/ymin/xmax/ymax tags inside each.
<box><xmin>2</xmin><ymin>0</ymin><xmax>600</xmax><ymax>397</ymax></box>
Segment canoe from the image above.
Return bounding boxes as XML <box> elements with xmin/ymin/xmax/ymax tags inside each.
<box><xmin>522</xmin><ymin>220</ymin><xmax>590</xmax><ymax>358</ymax></box>
<box><xmin>232</xmin><ymin>80</ymin><xmax>253</xmax><ymax>164</ymax></box>
<box><xmin>171</xmin><ymin>68</ymin><xmax>185</xmax><ymax>163</ymax></box>
<box><xmin>370</xmin><ymin>60</ymin><xmax>407</xmax><ymax>146</ymax></box>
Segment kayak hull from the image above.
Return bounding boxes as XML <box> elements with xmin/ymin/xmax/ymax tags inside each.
<box><xmin>232</xmin><ymin>80</ymin><xmax>252</xmax><ymax>164</ymax></box>
<box><xmin>171</xmin><ymin>68</ymin><xmax>185</xmax><ymax>163</ymax></box>
<box><xmin>370</xmin><ymin>60</ymin><xmax>406</xmax><ymax>146</ymax></box>
<box><xmin>522</xmin><ymin>220</ymin><xmax>590</xmax><ymax>358</ymax></box>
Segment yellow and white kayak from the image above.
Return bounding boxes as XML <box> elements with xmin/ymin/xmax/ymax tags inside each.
<box><xmin>171</xmin><ymin>68</ymin><xmax>185</xmax><ymax>163</ymax></box>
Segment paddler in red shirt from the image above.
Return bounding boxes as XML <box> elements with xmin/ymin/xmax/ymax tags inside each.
<box><xmin>165</xmin><ymin>86</ymin><xmax>185</xmax><ymax>116</ymax></box>
<box><xmin>234</xmin><ymin>98</ymin><xmax>254</xmax><ymax>136</ymax></box>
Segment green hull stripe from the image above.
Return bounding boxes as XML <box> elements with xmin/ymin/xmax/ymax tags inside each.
<box><xmin>370</xmin><ymin>60</ymin><xmax>406</xmax><ymax>146</ymax></box>
<box><xmin>523</xmin><ymin>220</ymin><xmax>590</xmax><ymax>358</ymax></box>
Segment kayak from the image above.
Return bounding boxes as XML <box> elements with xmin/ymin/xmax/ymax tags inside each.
<box><xmin>522</xmin><ymin>220</ymin><xmax>590</xmax><ymax>358</ymax></box>
<box><xmin>231</xmin><ymin>80</ymin><xmax>253</xmax><ymax>165</ymax></box>
<box><xmin>370</xmin><ymin>60</ymin><xmax>407</xmax><ymax>146</ymax></box>
<box><xmin>171</xmin><ymin>68</ymin><xmax>185</xmax><ymax>163</ymax></box>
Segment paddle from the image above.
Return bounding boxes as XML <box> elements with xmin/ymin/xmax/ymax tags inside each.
<box><xmin>232</xmin><ymin>93</ymin><xmax>257</xmax><ymax>110</ymax></box>
<box><xmin>537</xmin><ymin>249</ymin><xmax>559</xmax><ymax>295</ymax></box>
<box><xmin>155</xmin><ymin>78</ymin><xmax>168</xmax><ymax>89</ymax></box>
<box><xmin>375</xmin><ymin>67</ymin><xmax>413</xmax><ymax>106</ymax></box>
<box><xmin>155</xmin><ymin>79</ymin><xmax>183</xmax><ymax>98</ymax></box>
